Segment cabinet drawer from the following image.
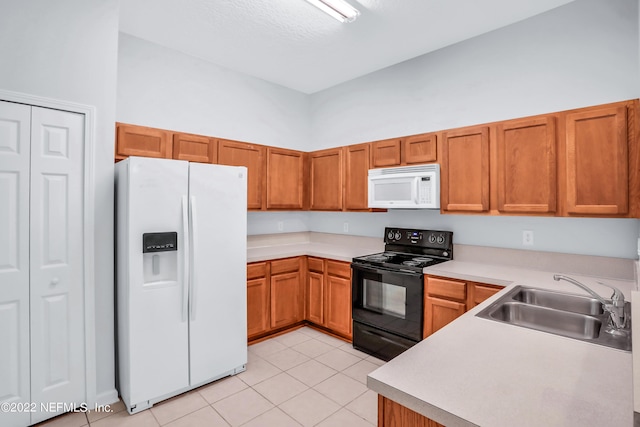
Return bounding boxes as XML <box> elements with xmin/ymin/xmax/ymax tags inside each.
<box><xmin>308</xmin><ymin>257</ymin><xmax>324</xmax><ymax>273</ymax></box>
<box><xmin>427</xmin><ymin>277</ymin><xmax>466</xmax><ymax>301</ymax></box>
<box><xmin>327</xmin><ymin>260</ymin><xmax>351</xmax><ymax>279</ymax></box>
<box><xmin>271</xmin><ymin>257</ymin><xmax>300</xmax><ymax>275</ymax></box>
<box><xmin>247</xmin><ymin>262</ymin><xmax>267</xmax><ymax>280</ymax></box>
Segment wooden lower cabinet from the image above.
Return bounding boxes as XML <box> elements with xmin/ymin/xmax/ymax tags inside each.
<box><xmin>325</xmin><ymin>261</ymin><xmax>352</xmax><ymax>338</ymax></box>
<box><xmin>423</xmin><ymin>275</ymin><xmax>504</xmax><ymax>338</ymax></box>
<box><xmin>378</xmin><ymin>396</ymin><xmax>444</xmax><ymax>427</ymax></box>
<box><xmin>270</xmin><ymin>258</ymin><xmax>303</xmax><ymax>329</ymax></box>
<box><xmin>304</xmin><ymin>258</ymin><xmax>353</xmax><ymax>339</ymax></box>
<box><xmin>247</xmin><ymin>262</ymin><xmax>269</xmax><ymax>339</ymax></box>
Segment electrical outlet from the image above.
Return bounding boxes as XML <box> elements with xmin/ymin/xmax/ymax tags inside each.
<box><xmin>522</xmin><ymin>230</ymin><xmax>534</xmax><ymax>246</ymax></box>
<box><xmin>343</xmin><ymin>222</ymin><xmax>349</xmax><ymax>233</ymax></box>
<box><xmin>277</xmin><ymin>221</ymin><xmax>283</xmax><ymax>232</ymax></box>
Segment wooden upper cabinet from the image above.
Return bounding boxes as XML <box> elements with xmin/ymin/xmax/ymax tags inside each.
<box><xmin>565</xmin><ymin>105</ymin><xmax>629</xmax><ymax>215</ymax></box>
<box><xmin>403</xmin><ymin>133</ymin><xmax>437</xmax><ymax>165</ymax></box>
<box><xmin>344</xmin><ymin>143</ymin><xmax>370</xmax><ymax>211</ymax></box>
<box><xmin>370</xmin><ymin>138</ymin><xmax>402</xmax><ymax>168</ymax></box>
<box><xmin>116</xmin><ymin>123</ymin><xmax>171</xmax><ymax>159</ymax></box>
<box><xmin>441</xmin><ymin>126</ymin><xmax>490</xmax><ymax>213</ymax></box>
<box><xmin>266</xmin><ymin>148</ymin><xmax>305</xmax><ymax>210</ymax></box>
<box><xmin>218</xmin><ymin>139</ymin><xmax>265</xmax><ymax>210</ymax></box>
<box><xmin>309</xmin><ymin>148</ymin><xmax>343</xmax><ymax>211</ymax></box>
<box><xmin>496</xmin><ymin>117</ymin><xmax>557</xmax><ymax>214</ymax></box>
<box><xmin>173</xmin><ymin>133</ymin><xmax>217</xmax><ymax>163</ymax></box>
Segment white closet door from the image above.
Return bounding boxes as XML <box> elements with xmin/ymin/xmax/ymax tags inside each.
<box><xmin>29</xmin><ymin>107</ymin><xmax>85</xmax><ymax>424</ymax></box>
<box><xmin>0</xmin><ymin>101</ymin><xmax>31</xmax><ymax>427</ymax></box>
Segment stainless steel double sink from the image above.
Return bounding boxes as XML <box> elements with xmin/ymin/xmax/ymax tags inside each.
<box><xmin>476</xmin><ymin>286</ymin><xmax>631</xmax><ymax>351</ymax></box>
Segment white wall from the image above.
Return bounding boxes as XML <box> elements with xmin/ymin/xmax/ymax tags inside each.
<box><xmin>0</xmin><ymin>0</ymin><xmax>120</xmax><ymax>403</ymax></box>
<box><xmin>295</xmin><ymin>0</ymin><xmax>640</xmax><ymax>259</ymax></box>
<box><xmin>117</xmin><ymin>34</ymin><xmax>310</xmax><ymax>150</ymax></box>
<box><xmin>310</xmin><ymin>0</ymin><xmax>640</xmax><ymax>147</ymax></box>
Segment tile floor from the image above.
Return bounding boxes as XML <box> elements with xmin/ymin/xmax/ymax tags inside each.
<box><xmin>37</xmin><ymin>327</ymin><xmax>382</xmax><ymax>427</ymax></box>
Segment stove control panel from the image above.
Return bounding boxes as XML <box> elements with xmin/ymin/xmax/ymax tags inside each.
<box><xmin>384</xmin><ymin>227</ymin><xmax>452</xmax><ymax>249</ymax></box>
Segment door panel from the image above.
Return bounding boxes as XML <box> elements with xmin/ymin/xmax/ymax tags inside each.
<box><xmin>0</xmin><ymin>101</ymin><xmax>31</xmax><ymax>427</ymax></box>
<box><xmin>124</xmin><ymin>157</ymin><xmax>190</xmax><ymax>405</ymax></box>
<box><xmin>188</xmin><ymin>163</ymin><xmax>247</xmax><ymax>385</ymax></box>
<box><xmin>218</xmin><ymin>140</ymin><xmax>264</xmax><ymax>210</ymax></box>
<box><xmin>29</xmin><ymin>107</ymin><xmax>85</xmax><ymax>423</ymax></box>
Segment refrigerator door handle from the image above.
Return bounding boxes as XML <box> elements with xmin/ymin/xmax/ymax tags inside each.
<box><xmin>189</xmin><ymin>195</ymin><xmax>197</xmax><ymax>322</ymax></box>
<box><xmin>181</xmin><ymin>195</ymin><xmax>189</xmax><ymax>322</ymax></box>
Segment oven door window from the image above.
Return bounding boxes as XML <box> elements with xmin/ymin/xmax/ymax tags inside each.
<box><xmin>363</xmin><ymin>279</ymin><xmax>406</xmax><ymax>319</ymax></box>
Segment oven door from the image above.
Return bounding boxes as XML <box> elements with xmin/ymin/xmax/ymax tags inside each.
<box><xmin>351</xmin><ymin>264</ymin><xmax>423</xmax><ymax>341</ymax></box>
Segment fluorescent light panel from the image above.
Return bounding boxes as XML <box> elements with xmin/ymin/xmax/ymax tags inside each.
<box><xmin>305</xmin><ymin>0</ymin><xmax>360</xmax><ymax>23</ymax></box>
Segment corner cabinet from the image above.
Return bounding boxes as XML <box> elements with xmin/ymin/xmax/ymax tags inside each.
<box><xmin>266</xmin><ymin>147</ymin><xmax>305</xmax><ymax>210</ymax></box>
<box><xmin>309</xmin><ymin>148</ymin><xmax>343</xmax><ymax>211</ymax></box>
<box><xmin>423</xmin><ymin>275</ymin><xmax>503</xmax><ymax>338</ymax></box>
<box><xmin>304</xmin><ymin>258</ymin><xmax>352</xmax><ymax>339</ymax></box>
<box><xmin>441</xmin><ymin>126</ymin><xmax>490</xmax><ymax>213</ymax></box>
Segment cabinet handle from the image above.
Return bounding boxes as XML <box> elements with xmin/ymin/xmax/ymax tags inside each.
<box><xmin>51</xmin><ymin>277</ymin><xmax>59</xmax><ymax>286</ymax></box>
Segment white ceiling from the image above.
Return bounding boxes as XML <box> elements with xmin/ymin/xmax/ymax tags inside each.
<box><xmin>119</xmin><ymin>0</ymin><xmax>576</xmax><ymax>94</ymax></box>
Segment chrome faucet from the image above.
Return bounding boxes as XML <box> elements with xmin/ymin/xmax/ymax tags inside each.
<box><xmin>553</xmin><ymin>274</ymin><xmax>627</xmax><ymax>332</ymax></box>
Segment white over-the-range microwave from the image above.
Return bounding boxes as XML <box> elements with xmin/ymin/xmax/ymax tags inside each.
<box><xmin>368</xmin><ymin>164</ymin><xmax>440</xmax><ymax>209</ymax></box>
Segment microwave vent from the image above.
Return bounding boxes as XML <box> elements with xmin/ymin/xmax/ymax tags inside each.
<box><xmin>369</xmin><ymin>164</ymin><xmax>439</xmax><ymax>176</ymax></box>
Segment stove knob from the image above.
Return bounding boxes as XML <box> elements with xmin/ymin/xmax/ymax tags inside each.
<box><xmin>387</xmin><ymin>230</ymin><xmax>394</xmax><ymax>240</ymax></box>
<box><xmin>394</xmin><ymin>231</ymin><xmax>402</xmax><ymax>241</ymax></box>
<box><xmin>437</xmin><ymin>235</ymin><xmax>445</xmax><ymax>244</ymax></box>
<box><xmin>428</xmin><ymin>234</ymin><xmax>436</xmax><ymax>244</ymax></box>
<box><xmin>443</xmin><ymin>251</ymin><xmax>449</xmax><ymax>257</ymax></box>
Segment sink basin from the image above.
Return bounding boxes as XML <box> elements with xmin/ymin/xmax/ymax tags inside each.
<box><xmin>476</xmin><ymin>285</ymin><xmax>631</xmax><ymax>351</ymax></box>
<box><xmin>485</xmin><ymin>301</ymin><xmax>601</xmax><ymax>340</ymax></box>
<box><xmin>512</xmin><ymin>287</ymin><xmax>604</xmax><ymax>316</ymax></box>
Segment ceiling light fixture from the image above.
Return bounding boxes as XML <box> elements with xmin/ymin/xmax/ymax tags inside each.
<box><xmin>304</xmin><ymin>0</ymin><xmax>360</xmax><ymax>23</ymax></box>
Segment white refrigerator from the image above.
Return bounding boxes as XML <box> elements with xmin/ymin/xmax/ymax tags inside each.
<box><xmin>115</xmin><ymin>156</ymin><xmax>247</xmax><ymax>414</ymax></box>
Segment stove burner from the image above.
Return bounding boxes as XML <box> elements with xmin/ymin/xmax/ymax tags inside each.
<box><xmin>402</xmin><ymin>260</ymin><xmax>421</xmax><ymax>266</ymax></box>
<box><xmin>413</xmin><ymin>257</ymin><xmax>433</xmax><ymax>263</ymax></box>
<box><xmin>365</xmin><ymin>253</ymin><xmax>395</xmax><ymax>262</ymax></box>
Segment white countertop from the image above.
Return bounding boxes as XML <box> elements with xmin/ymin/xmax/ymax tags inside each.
<box><xmin>368</xmin><ymin>261</ymin><xmax>635</xmax><ymax>427</ymax></box>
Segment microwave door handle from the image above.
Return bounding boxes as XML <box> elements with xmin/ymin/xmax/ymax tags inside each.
<box><xmin>413</xmin><ymin>177</ymin><xmax>420</xmax><ymax>205</ymax></box>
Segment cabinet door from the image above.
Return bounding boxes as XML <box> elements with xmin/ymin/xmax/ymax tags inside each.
<box><xmin>247</xmin><ymin>277</ymin><xmax>270</xmax><ymax>338</ymax></box>
<box><xmin>565</xmin><ymin>106</ymin><xmax>628</xmax><ymax>215</ymax></box>
<box><xmin>0</xmin><ymin>101</ymin><xmax>31</xmax><ymax>427</ymax></box>
<box><xmin>266</xmin><ymin>148</ymin><xmax>305</xmax><ymax>210</ymax></box>
<box><xmin>30</xmin><ymin>107</ymin><xmax>86</xmax><ymax>423</ymax></box>
<box><xmin>497</xmin><ymin>117</ymin><xmax>557</xmax><ymax>214</ymax></box>
<box><xmin>270</xmin><ymin>272</ymin><xmax>302</xmax><ymax>329</ymax></box>
<box><xmin>403</xmin><ymin>133</ymin><xmax>437</xmax><ymax>165</ymax></box>
<box><xmin>424</xmin><ymin>297</ymin><xmax>465</xmax><ymax>338</ymax></box>
<box><xmin>370</xmin><ymin>139</ymin><xmax>401</xmax><ymax>168</ymax></box>
<box><xmin>116</xmin><ymin>122</ymin><xmax>171</xmax><ymax>160</ymax></box>
<box><xmin>441</xmin><ymin>126</ymin><xmax>490</xmax><ymax>212</ymax></box>
<box><xmin>344</xmin><ymin>143</ymin><xmax>370</xmax><ymax>210</ymax></box>
<box><xmin>173</xmin><ymin>133</ymin><xmax>217</xmax><ymax>163</ymax></box>
<box><xmin>218</xmin><ymin>139</ymin><xmax>265</xmax><ymax>210</ymax></box>
<box><xmin>307</xmin><ymin>271</ymin><xmax>324</xmax><ymax>325</ymax></box>
<box><xmin>325</xmin><ymin>274</ymin><xmax>352</xmax><ymax>338</ymax></box>
<box><xmin>310</xmin><ymin>148</ymin><xmax>343</xmax><ymax>211</ymax></box>
<box><xmin>470</xmin><ymin>284</ymin><xmax>502</xmax><ymax>308</ymax></box>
